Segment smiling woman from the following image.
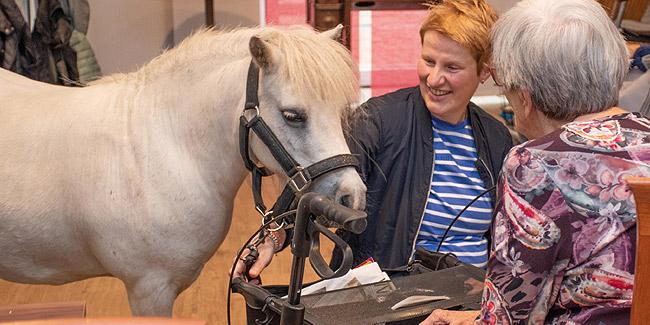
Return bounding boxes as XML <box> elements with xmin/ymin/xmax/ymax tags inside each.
<box><xmin>328</xmin><ymin>0</ymin><xmax>513</xmax><ymax>271</ymax></box>
<box><xmin>417</xmin><ymin>30</ymin><xmax>490</xmax><ymax>124</ymax></box>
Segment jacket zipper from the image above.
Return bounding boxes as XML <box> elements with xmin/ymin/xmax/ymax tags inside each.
<box><xmin>472</xmin><ymin>107</ymin><xmax>496</xmax><ymax>189</ymax></box>
<box><xmin>478</xmin><ymin>157</ymin><xmax>495</xmax><ymax>188</ymax></box>
<box><xmin>408</xmin><ymin>149</ymin><xmax>435</xmax><ymax>264</ymax></box>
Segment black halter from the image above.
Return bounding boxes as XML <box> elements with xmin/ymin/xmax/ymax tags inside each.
<box><xmin>238</xmin><ymin>60</ymin><xmax>359</xmax><ymax>224</ymax></box>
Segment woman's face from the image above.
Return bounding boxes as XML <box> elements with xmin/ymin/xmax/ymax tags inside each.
<box><xmin>417</xmin><ymin>31</ymin><xmax>488</xmax><ymax>124</ymax></box>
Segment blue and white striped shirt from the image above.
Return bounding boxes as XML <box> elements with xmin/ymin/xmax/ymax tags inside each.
<box><xmin>415</xmin><ymin>116</ymin><xmax>492</xmax><ymax>268</ymax></box>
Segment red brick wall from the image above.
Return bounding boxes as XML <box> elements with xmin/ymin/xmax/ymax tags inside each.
<box><xmin>265</xmin><ymin>0</ymin><xmax>306</xmax><ymax>25</ymax></box>
<box><xmin>370</xmin><ymin>10</ymin><xmax>426</xmax><ymax>96</ymax></box>
<box><xmin>265</xmin><ymin>1</ymin><xmax>426</xmax><ymax>97</ymax></box>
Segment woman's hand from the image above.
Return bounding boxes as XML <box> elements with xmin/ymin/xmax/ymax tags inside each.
<box><xmin>231</xmin><ymin>228</ymin><xmax>285</xmax><ymax>284</ymax></box>
<box><xmin>419</xmin><ymin>309</ymin><xmax>480</xmax><ymax>325</ymax></box>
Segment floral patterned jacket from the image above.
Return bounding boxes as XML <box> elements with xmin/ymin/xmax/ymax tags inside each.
<box><xmin>480</xmin><ymin>113</ymin><xmax>650</xmax><ymax>324</ymax></box>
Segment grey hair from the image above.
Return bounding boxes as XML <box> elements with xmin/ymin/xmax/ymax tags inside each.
<box><xmin>491</xmin><ymin>0</ymin><xmax>628</xmax><ymax>121</ymax></box>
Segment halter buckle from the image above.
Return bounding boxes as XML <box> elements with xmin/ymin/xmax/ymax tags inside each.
<box><xmin>241</xmin><ymin>106</ymin><xmax>260</xmax><ymax>124</ymax></box>
<box><xmin>288</xmin><ymin>167</ymin><xmax>311</xmax><ymax>193</ymax></box>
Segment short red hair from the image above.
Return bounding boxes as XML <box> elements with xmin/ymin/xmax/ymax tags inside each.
<box><xmin>419</xmin><ymin>0</ymin><xmax>497</xmax><ymax>72</ymax></box>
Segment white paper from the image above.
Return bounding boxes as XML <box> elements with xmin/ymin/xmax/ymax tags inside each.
<box><xmin>294</xmin><ymin>261</ymin><xmax>390</xmax><ymax>297</ymax></box>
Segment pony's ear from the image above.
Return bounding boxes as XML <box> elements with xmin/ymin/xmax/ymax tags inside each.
<box><xmin>249</xmin><ymin>36</ymin><xmax>277</xmax><ymax>72</ymax></box>
<box><xmin>321</xmin><ymin>24</ymin><xmax>343</xmax><ymax>41</ymax></box>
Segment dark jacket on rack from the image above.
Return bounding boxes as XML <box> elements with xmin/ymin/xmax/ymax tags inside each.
<box><xmin>32</xmin><ymin>0</ymin><xmax>78</xmax><ymax>85</ymax></box>
<box><xmin>332</xmin><ymin>86</ymin><xmax>514</xmax><ymax>269</ymax></box>
<box><xmin>62</xmin><ymin>0</ymin><xmax>101</xmax><ymax>83</ymax></box>
<box><xmin>0</xmin><ymin>0</ymin><xmax>78</xmax><ymax>85</ymax></box>
<box><xmin>0</xmin><ymin>0</ymin><xmax>49</xmax><ymax>80</ymax></box>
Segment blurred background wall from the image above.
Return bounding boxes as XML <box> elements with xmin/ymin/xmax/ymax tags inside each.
<box><xmin>86</xmin><ymin>0</ymin><xmax>261</xmax><ymax>74</ymax></box>
<box><xmin>84</xmin><ymin>0</ymin><xmax>525</xmax><ymax>75</ymax></box>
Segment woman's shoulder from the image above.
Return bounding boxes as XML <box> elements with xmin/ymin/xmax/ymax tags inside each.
<box><xmin>363</xmin><ymin>86</ymin><xmax>420</xmax><ymax>112</ymax></box>
<box><xmin>467</xmin><ymin>102</ymin><xmax>511</xmax><ymax>134</ymax></box>
<box><xmin>526</xmin><ymin>112</ymin><xmax>650</xmax><ymax>154</ymax></box>
<box><xmin>357</xmin><ymin>86</ymin><xmax>425</xmax><ymax>129</ymax></box>
<box><xmin>467</xmin><ymin>103</ymin><xmax>514</xmax><ymax>152</ymax></box>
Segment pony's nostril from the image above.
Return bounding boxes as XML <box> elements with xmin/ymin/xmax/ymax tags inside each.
<box><xmin>338</xmin><ymin>194</ymin><xmax>352</xmax><ymax>208</ymax></box>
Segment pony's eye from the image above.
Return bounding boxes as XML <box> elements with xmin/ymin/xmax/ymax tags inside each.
<box><xmin>281</xmin><ymin>109</ymin><xmax>307</xmax><ymax>124</ymax></box>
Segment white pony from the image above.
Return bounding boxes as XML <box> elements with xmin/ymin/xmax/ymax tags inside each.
<box><xmin>0</xmin><ymin>25</ymin><xmax>366</xmax><ymax>316</ymax></box>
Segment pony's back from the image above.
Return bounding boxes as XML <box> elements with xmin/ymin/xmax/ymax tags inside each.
<box><xmin>0</xmin><ymin>67</ymin><xmax>59</xmax><ymax>96</ymax></box>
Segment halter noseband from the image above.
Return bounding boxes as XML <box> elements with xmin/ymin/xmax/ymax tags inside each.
<box><xmin>238</xmin><ymin>60</ymin><xmax>359</xmax><ymax>225</ymax></box>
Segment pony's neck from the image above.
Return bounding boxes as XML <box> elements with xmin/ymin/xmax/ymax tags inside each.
<box><xmin>127</xmin><ymin>53</ymin><xmax>253</xmax><ymax>197</ymax></box>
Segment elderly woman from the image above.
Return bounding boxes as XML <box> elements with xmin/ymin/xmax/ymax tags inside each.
<box><xmin>422</xmin><ymin>0</ymin><xmax>650</xmax><ymax>324</ymax></box>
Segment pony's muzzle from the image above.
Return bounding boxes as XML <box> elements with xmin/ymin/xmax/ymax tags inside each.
<box><xmin>335</xmin><ymin>183</ymin><xmax>366</xmax><ymax>211</ymax></box>
<box><xmin>312</xmin><ymin>168</ymin><xmax>366</xmax><ymax>211</ymax></box>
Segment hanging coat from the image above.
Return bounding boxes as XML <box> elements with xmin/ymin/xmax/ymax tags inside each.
<box><xmin>32</xmin><ymin>0</ymin><xmax>79</xmax><ymax>85</ymax></box>
<box><xmin>0</xmin><ymin>0</ymin><xmax>51</xmax><ymax>82</ymax></box>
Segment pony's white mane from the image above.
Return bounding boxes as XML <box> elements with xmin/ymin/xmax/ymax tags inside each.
<box><xmin>95</xmin><ymin>26</ymin><xmax>359</xmax><ymax>109</ymax></box>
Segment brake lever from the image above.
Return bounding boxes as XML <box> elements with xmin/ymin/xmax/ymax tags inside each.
<box><xmin>244</xmin><ymin>246</ymin><xmax>259</xmax><ymax>279</ymax></box>
<box><xmin>307</xmin><ymin>221</ymin><xmax>354</xmax><ymax>279</ymax></box>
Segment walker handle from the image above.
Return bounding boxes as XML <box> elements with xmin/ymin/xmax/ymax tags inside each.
<box><xmin>231</xmin><ymin>277</ymin><xmax>274</xmax><ymax>306</ymax></box>
<box><xmin>307</xmin><ymin>194</ymin><xmax>367</xmax><ymax>234</ymax></box>
<box><xmin>308</xmin><ymin>221</ymin><xmax>354</xmax><ymax>279</ymax></box>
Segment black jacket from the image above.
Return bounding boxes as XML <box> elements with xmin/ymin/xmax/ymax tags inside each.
<box><xmin>0</xmin><ymin>0</ymin><xmax>78</xmax><ymax>84</ymax></box>
<box><xmin>333</xmin><ymin>86</ymin><xmax>514</xmax><ymax>269</ymax></box>
<box><xmin>0</xmin><ymin>0</ymin><xmax>43</xmax><ymax>78</ymax></box>
<box><xmin>32</xmin><ymin>0</ymin><xmax>78</xmax><ymax>85</ymax></box>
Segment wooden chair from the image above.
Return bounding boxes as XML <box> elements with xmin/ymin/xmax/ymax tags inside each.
<box><xmin>628</xmin><ymin>177</ymin><xmax>650</xmax><ymax>324</ymax></box>
<box><xmin>598</xmin><ymin>0</ymin><xmax>650</xmax><ymax>22</ymax></box>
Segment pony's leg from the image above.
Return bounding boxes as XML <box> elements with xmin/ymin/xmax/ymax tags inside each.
<box><xmin>124</xmin><ymin>275</ymin><xmax>179</xmax><ymax>316</ymax></box>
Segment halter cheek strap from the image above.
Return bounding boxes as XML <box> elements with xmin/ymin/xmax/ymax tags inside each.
<box><xmin>238</xmin><ymin>60</ymin><xmax>360</xmax><ymax>223</ymax></box>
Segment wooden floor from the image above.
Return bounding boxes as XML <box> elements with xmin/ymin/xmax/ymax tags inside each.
<box><xmin>0</xmin><ymin>176</ymin><xmax>332</xmax><ymax>325</ymax></box>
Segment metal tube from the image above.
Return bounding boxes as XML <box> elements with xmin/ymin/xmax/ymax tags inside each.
<box><xmin>286</xmin><ymin>255</ymin><xmax>306</xmax><ymax>305</ymax></box>
<box><xmin>205</xmin><ymin>0</ymin><xmax>214</xmax><ymax>27</ymax></box>
<box><xmin>614</xmin><ymin>0</ymin><xmax>628</xmax><ymax>28</ymax></box>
